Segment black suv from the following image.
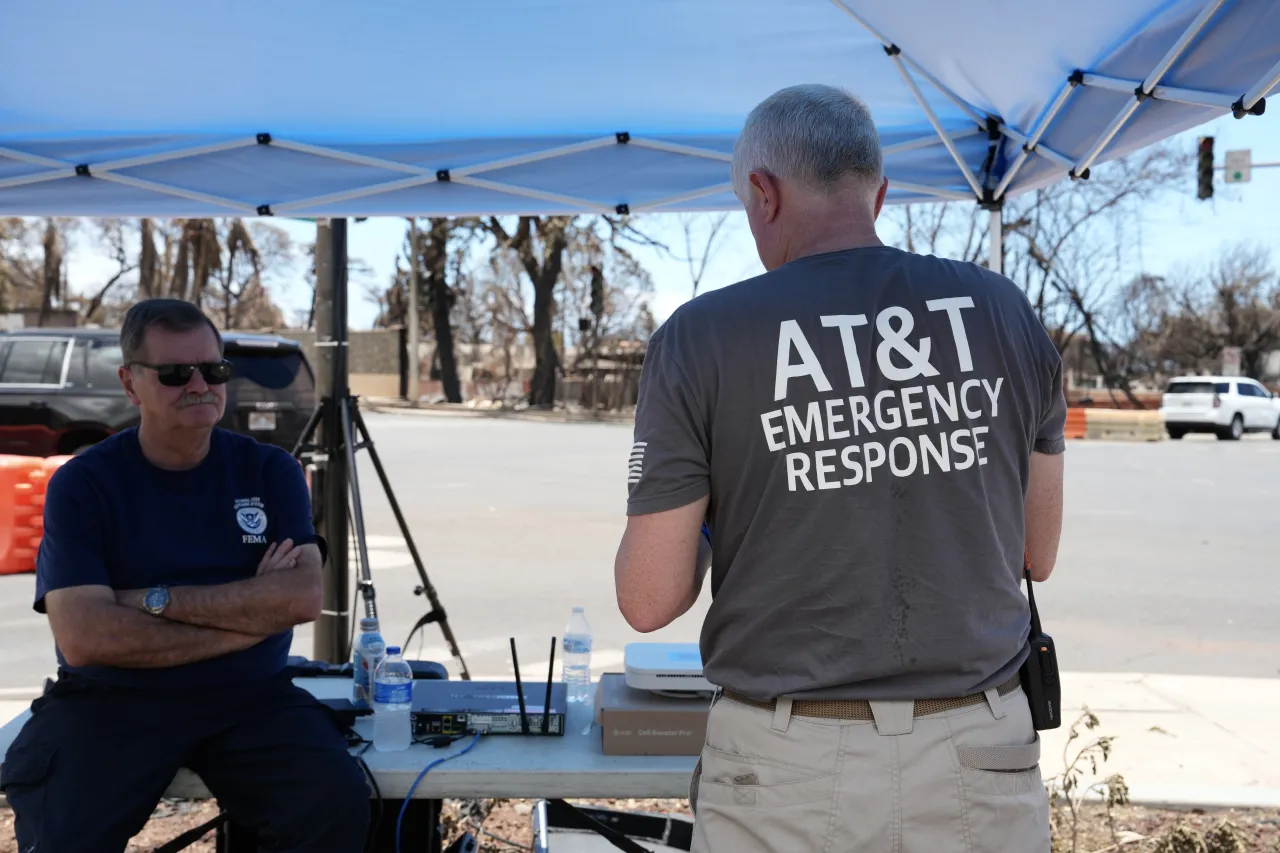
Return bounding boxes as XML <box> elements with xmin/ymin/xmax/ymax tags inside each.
<box><xmin>0</xmin><ymin>328</ymin><xmax>316</xmax><ymax>456</ymax></box>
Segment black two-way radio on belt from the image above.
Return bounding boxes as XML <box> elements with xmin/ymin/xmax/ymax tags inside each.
<box><xmin>1019</xmin><ymin>561</ymin><xmax>1062</xmax><ymax>730</ymax></box>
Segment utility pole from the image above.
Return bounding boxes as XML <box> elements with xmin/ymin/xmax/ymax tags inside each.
<box><xmin>311</xmin><ymin>218</ymin><xmax>351</xmax><ymax>663</ymax></box>
<box><xmin>406</xmin><ymin>218</ymin><xmax>421</xmax><ymax>407</ymax></box>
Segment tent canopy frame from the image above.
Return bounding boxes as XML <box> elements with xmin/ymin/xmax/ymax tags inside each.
<box><xmin>0</xmin><ymin>0</ymin><xmax>1274</xmax><ymax>219</ymax></box>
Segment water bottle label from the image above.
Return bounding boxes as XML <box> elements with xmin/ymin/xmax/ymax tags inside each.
<box><xmin>353</xmin><ymin>639</ymin><xmax>385</xmax><ymax>689</ymax></box>
<box><xmin>374</xmin><ymin>680</ymin><xmax>413</xmax><ymax>705</ymax></box>
<box><xmin>352</xmin><ymin>653</ymin><xmax>367</xmax><ymax>688</ymax></box>
<box><xmin>563</xmin><ymin>636</ymin><xmax>592</xmax><ymax>654</ymax></box>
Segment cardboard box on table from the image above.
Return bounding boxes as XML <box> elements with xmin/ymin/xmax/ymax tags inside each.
<box><xmin>593</xmin><ymin>673</ymin><xmax>711</xmax><ymax>756</ymax></box>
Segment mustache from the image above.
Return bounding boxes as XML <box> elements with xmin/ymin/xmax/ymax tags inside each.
<box><xmin>178</xmin><ymin>392</ymin><xmax>220</xmax><ymax>408</ymax></box>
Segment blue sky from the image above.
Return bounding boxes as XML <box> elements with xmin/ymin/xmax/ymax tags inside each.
<box><xmin>63</xmin><ymin>108</ymin><xmax>1278</xmax><ymax>330</ymax></box>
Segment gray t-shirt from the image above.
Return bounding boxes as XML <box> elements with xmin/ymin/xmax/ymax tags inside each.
<box><xmin>626</xmin><ymin>245</ymin><xmax>1067</xmax><ymax>702</ymax></box>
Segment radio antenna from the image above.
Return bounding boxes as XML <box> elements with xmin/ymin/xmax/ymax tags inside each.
<box><xmin>510</xmin><ymin>637</ymin><xmax>530</xmax><ymax>734</ymax></box>
<box><xmin>542</xmin><ymin>637</ymin><xmax>557</xmax><ymax>734</ymax></box>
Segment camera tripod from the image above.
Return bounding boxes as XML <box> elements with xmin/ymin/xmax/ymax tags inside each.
<box><xmin>292</xmin><ymin>394</ymin><xmax>470</xmax><ymax>679</ymax></box>
<box><xmin>290</xmin><ymin>217</ymin><xmax>469</xmax><ymax>680</ymax></box>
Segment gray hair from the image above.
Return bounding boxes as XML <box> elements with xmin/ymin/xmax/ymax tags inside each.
<box><xmin>731</xmin><ymin>84</ymin><xmax>883</xmax><ymax>199</ymax></box>
<box><xmin>120</xmin><ymin>298</ymin><xmax>223</xmax><ymax>364</ymax></box>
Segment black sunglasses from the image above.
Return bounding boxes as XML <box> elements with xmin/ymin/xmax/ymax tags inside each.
<box><xmin>129</xmin><ymin>360</ymin><xmax>234</xmax><ymax>387</ymax></box>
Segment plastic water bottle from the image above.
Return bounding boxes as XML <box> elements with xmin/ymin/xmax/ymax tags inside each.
<box><xmin>372</xmin><ymin>646</ymin><xmax>413</xmax><ymax>752</ymax></box>
<box><xmin>562</xmin><ymin>606</ymin><xmax>593</xmax><ymax>704</ymax></box>
<box><xmin>351</xmin><ymin>617</ymin><xmax>386</xmax><ymax>709</ymax></box>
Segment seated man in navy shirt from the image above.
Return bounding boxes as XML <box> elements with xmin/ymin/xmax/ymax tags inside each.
<box><xmin>0</xmin><ymin>299</ymin><xmax>369</xmax><ymax>852</ymax></box>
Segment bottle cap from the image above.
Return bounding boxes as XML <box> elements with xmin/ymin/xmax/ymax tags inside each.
<box><xmin>359</xmin><ymin>617</ymin><xmax>379</xmax><ymax>631</ymax></box>
<box><xmin>386</xmin><ymin>646</ymin><xmax>401</xmax><ymax>655</ymax></box>
<box><xmin>572</xmin><ymin>606</ymin><xmax>584</xmax><ymax>613</ymax></box>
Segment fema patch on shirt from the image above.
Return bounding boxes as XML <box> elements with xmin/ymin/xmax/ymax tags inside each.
<box><xmin>235</xmin><ymin>497</ymin><xmax>269</xmax><ymax>543</ymax></box>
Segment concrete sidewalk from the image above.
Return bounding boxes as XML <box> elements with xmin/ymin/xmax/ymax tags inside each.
<box><xmin>2</xmin><ymin>671</ymin><xmax>1277</xmax><ymax>809</ymax></box>
<box><xmin>1044</xmin><ymin>672</ymin><xmax>1280</xmax><ymax>809</ymax></box>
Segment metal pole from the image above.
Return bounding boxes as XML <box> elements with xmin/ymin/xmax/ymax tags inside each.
<box><xmin>887</xmin><ymin>50</ymin><xmax>984</xmax><ymax>200</ymax></box>
<box><xmin>341</xmin><ymin>397</ymin><xmax>377</xmax><ymax>620</ymax></box>
<box><xmin>332</xmin><ymin>218</ymin><xmax>350</xmax><ymax>400</ymax></box>
<box><xmin>1075</xmin><ymin>0</ymin><xmax>1227</xmax><ymax>179</ymax></box>
<box><xmin>1239</xmin><ymin>57</ymin><xmax>1280</xmax><ymax>113</ymax></box>
<box><xmin>994</xmin><ymin>79</ymin><xmax>1078</xmax><ymax>199</ymax></box>
<box><xmin>312</xmin><ymin>218</ymin><xmax>351</xmax><ymax>664</ymax></box>
<box><xmin>1215</xmin><ymin>162</ymin><xmax>1280</xmax><ymax>171</ymax></box>
<box><xmin>1142</xmin><ymin>0</ymin><xmax>1227</xmax><ymax>94</ymax></box>
<box><xmin>406</xmin><ymin>218</ymin><xmax>421</xmax><ymax>407</ymax></box>
<box><xmin>988</xmin><ymin>208</ymin><xmax>1003</xmax><ymax>275</ymax></box>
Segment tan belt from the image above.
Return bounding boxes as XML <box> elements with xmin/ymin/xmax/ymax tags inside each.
<box><xmin>724</xmin><ymin>673</ymin><xmax>1023</xmax><ymax>721</ymax></box>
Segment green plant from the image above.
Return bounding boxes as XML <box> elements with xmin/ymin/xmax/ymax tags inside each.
<box><xmin>1044</xmin><ymin>708</ymin><xmax>1129</xmax><ymax>853</ymax></box>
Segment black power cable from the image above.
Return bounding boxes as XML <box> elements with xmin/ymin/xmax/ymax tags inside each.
<box><xmin>357</xmin><ymin>750</ymin><xmax>383</xmax><ymax>853</ymax></box>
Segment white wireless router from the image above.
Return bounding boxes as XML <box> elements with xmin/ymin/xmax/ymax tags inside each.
<box><xmin>624</xmin><ymin>642</ymin><xmax>714</xmax><ymax>697</ymax></box>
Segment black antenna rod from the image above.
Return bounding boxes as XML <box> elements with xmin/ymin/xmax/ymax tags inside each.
<box><xmin>543</xmin><ymin>637</ymin><xmax>556</xmax><ymax>735</ymax></box>
<box><xmin>1025</xmin><ymin>567</ymin><xmax>1043</xmax><ymax>636</ymax></box>
<box><xmin>510</xmin><ymin>637</ymin><xmax>530</xmax><ymax>734</ymax></box>
<box><xmin>1023</xmin><ymin>551</ymin><xmax>1042</xmax><ymax>636</ymax></box>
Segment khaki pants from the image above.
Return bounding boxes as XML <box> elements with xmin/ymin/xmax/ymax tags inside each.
<box><xmin>689</xmin><ymin>685</ymin><xmax>1050</xmax><ymax>853</ymax></box>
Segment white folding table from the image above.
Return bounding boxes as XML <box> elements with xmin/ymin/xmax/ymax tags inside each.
<box><xmin>0</xmin><ymin>677</ymin><xmax>698</xmax><ymax>850</ymax></box>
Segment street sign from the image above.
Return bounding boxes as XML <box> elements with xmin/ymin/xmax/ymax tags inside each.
<box><xmin>1224</xmin><ymin>149</ymin><xmax>1251</xmax><ymax>183</ymax></box>
<box><xmin>1222</xmin><ymin>346</ymin><xmax>1242</xmax><ymax>376</ymax></box>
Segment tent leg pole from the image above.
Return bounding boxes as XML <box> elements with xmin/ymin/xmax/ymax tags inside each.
<box><xmin>406</xmin><ymin>218</ymin><xmax>421</xmax><ymax>407</ymax></box>
<box><xmin>313</xmin><ymin>218</ymin><xmax>351</xmax><ymax>664</ymax></box>
<box><xmin>988</xmin><ymin>208</ymin><xmax>1003</xmax><ymax>275</ymax></box>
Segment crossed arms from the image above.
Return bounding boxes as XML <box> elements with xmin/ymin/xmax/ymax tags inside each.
<box><xmin>46</xmin><ymin>540</ymin><xmax>323</xmax><ymax>670</ymax></box>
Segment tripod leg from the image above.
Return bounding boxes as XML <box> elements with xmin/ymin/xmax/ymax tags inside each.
<box><xmin>299</xmin><ymin>396</ymin><xmax>350</xmax><ymax>664</ymax></box>
<box><xmin>351</xmin><ymin>403</ymin><xmax>471</xmax><ymax>681</ymax></box>
<box><xmin>339</xmin><ymin>396</ymin><xmax>378</xmax><ymax>621</ymax></box>
<box><xmin>292</xmin><ymin>402</ymin><xmax>325</xmax><ymax>459</ymax></box>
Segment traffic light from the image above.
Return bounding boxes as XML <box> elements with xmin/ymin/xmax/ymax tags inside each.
<box><xmin>1197</xmin><ymin>136</ymin><xmax>1214</xmax><ymax>199</ymax></box>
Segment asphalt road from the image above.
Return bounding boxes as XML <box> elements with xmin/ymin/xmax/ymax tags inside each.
<box><xmin>1</xmin><ymin>413</ymin><xmax>1277</xmax><ymax>694</ymax></box>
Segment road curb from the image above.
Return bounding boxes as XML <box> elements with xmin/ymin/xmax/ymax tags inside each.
<box><xmin>363</xmin><ymin>401</ymin><xmax>634</xmax><ymax>426</ymax></box>
<box><xmin>1108</xmin><ymin>784</ymin><xmax>1280</xmax><ymax>811</ymax></box>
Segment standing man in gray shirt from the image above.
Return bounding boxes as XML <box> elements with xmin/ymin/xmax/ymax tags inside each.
<box><xmin>614</xmin><ymin>84</ymin><xmax>1066</xmax><ymax>853</ymax></box>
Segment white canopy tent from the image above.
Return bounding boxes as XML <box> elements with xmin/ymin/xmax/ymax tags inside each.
<box><xmin>1</xmin><ymin>0</ymin><xmax>1277</xmax><ymax>236</ymax></box>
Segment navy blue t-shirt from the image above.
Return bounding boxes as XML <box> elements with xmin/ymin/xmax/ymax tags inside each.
<box><xmin>35</xmin><ymin>427</ymin><xmax>316</xmax><ymax>688</ymax></box>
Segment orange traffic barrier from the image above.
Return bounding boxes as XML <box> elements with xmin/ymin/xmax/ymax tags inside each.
<box><xmin>1065</xmin><ymin>408</ymin><xmax>1087</xmax><ymax>440</ymax></box>
<box><xmin>0</xmin><ymin>456</ymin><xmax>48</xmax><ymax>575</ymax></box>
<box><xmin>0</xmin><ymin>455</ymin><xmax>73</xmax><ymax>575</ymax></box>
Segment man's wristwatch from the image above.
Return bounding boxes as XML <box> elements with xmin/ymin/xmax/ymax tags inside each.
<box><xmin>142</xmin><ymin>586</ymin><xmax>170</xmax><ymax>616</ymax></box>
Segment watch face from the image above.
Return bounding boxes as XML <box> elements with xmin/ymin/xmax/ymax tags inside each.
<box><xmin>145</xmin><ymin>588</ymin><xmax>168</xmax><ymax>612</ymax></box>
